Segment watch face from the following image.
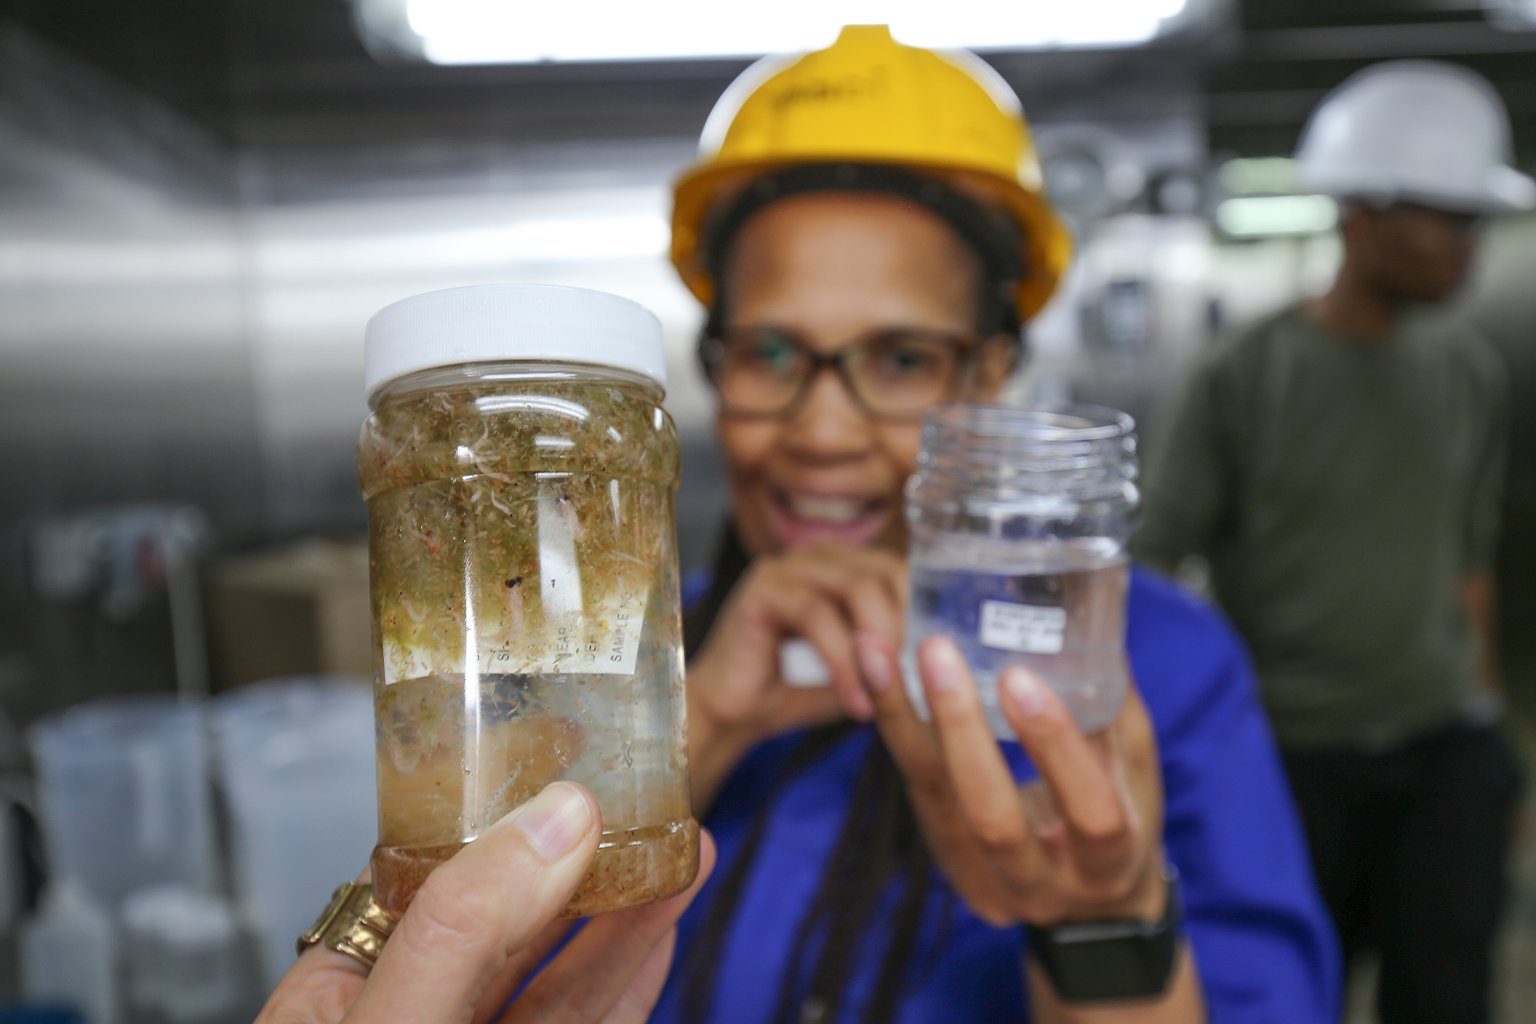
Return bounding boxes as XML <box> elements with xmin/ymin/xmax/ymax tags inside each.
<box><xmin>1028</xmin><ymin>872</ymin><xmax>1182</xmax><ymax>1002</ymax></box>
<box><xmin>1067</xmin><ymin>939</ymin><xmax>1157</xmax><ymax>988</ymax></box>
<box><xmin>1035</xmin><ymin>933</ymin><xmax>1179</xmax><ymax>1002</ymax></box>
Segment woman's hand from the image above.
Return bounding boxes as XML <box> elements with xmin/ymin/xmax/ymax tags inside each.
<box><xmin>686</xmin><ymin>542</ymin><xmax>906</xmax><ymax>810</ymax></box>
<box><xmin>858</xmin><ymin>637</ymin><xmax>1201</xmax><ymax>1019</ymax></box>
<box><xmin>860</xmin><ymin>635</ymin><xmax>1163</xmax><ymax>924</ymax></box>
<box><xmin>257</xmin><ymin>782</ymin><xmax>715</xmax><ymax>1024</ymax></box>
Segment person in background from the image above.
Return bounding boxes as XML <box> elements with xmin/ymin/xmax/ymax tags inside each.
<box><xmin>1135</xmin><ymin>60</ymin><xmax>1532</xmax><ymax>1024</ymax></box>
<box><xmin>653</xmin><ymin>25</ymin><xmax>1337</xmax><ymax>1023</ymax></box>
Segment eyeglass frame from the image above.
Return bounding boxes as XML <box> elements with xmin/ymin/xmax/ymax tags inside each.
<box><xmin>697</xmin><ymin>324</ymin><xmax>1011</xmax><ymax>421</ymax></box>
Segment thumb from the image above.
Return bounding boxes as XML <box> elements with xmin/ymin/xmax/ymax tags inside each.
<box><xmin>345</xmin><ymin>782</ymin><xmax>601</xmax><ymax>1024</ymax></box>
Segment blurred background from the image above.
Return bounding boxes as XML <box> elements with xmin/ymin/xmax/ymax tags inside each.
<box><xmin>0</xmin><ymin>0</ymin><xmax>1532</xmax><ymax>1019</ymax></box>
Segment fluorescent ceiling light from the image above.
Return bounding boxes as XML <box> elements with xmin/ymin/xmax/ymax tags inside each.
<box><xmin>1216</xmin><ymin>195</ymin><xmax>1338</xmax><ymax>238</ymax></box>
<box><xmin>356</xmin><ymin>1</ymin><xmax>1191</xmax><ymax>65</ymax></box>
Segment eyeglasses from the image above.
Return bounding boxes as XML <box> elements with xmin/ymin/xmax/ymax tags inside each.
<box><xmin>699</xmin><ymin>325</ymin><xmax>978</xmax><ymax>420</ymax></box>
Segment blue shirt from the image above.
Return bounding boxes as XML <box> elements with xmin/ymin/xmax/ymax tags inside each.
<box><xmin>652</xmin><ymin>568</ymin><xmax>1340</xmax><ymax>1023</ymax></box>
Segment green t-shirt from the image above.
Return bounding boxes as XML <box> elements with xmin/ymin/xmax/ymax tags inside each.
<box><xmin>1134</xmin><ymin>304</ymin><xmax>1506</xmax><ymax>749</ymax></box>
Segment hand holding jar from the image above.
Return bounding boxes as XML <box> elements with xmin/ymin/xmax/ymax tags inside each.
<box><xmin>257</xmin><ymin>782</ymin><xmax>716</xmax><ymax>1024</ymax></box>
<box><xmin>848</xmin><ymin>405</ymin><xmax>1192</xmax><ymax>1002</ymax></box>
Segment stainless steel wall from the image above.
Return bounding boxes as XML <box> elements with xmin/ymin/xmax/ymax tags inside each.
<box><xmin>0</xmin><ymin>33</ymin><xmax>738</xmax><ymax>714</ymax></box>
<box><xmin>0</xmin><ymin>27</ymin><xmax>258</xmax><ymax>712</ymax></box>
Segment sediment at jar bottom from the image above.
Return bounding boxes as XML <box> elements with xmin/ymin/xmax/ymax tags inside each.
<box><xmin>563</xmin><ymin>818</ymin><xmax>701</xmax><ymax>917</ymax></box>
<box><xmin>371</xmin><ymin>817</ymin><xmax>701</xmax><ymax>920</ymax></box>
<box><xmin>372</xmin><ymin>841</ymin><xmax>463</xmax><ymax>918</ymax></box>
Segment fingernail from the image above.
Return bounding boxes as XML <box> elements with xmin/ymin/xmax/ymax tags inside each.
<box><xmin>507</xmin><ymin>782</ymin><xmax>592</xmax><ymax>861</ymax></box>
<box><xmin>856</xmin><ymin>634</ymin><xmax>892</xmax><ymax>692</ymax></box>
<box><xmin>922</xmin><ymin>637</ymin><xmax>965</xmax><ymax>694</ymax></box>
<box><xmin>1002</xmin><ymin>667</ymin><xmax>1048</xmax><ymax>718</ymax></box>
<box><xmin>1020</xmin><ymin>780</ymin><xmax>1063</xmax><ymax>838</ymax></box>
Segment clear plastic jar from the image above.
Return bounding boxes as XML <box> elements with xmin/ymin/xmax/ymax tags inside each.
<box><xmin>357</xmin><ymin>284</ymin><xmax>697</xmax><ymax>917</ymax></box>
<box><xmin>903</xmin><ymin>404</ymin><xmax>1138</xmax><ymax>736</ymax></box>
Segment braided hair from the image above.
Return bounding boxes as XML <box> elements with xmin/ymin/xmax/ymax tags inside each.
<box><xmin>679</xmin><ymin>530</ymin><xmax>954</xmax><ymax>1024</ymax></box>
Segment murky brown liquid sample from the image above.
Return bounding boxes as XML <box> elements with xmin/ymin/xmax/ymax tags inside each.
<box><xmin>372</xmin><ymin>819</ymin><xmax>700</xmax><ymax>918</ymax></box>
<box><xmin>361</xmin><ymin>375</ymin><xmax>695</xmax><ymax>920</ymax></box>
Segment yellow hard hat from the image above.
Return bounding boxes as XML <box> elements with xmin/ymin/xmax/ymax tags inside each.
<box><xmin>670</xmin><ymin>24</ymin><xmax>1072</xmax><ymax>322</ymax></box>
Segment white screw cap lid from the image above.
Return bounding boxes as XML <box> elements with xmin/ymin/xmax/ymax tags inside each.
<box><xmin>364</xmin><ymin>283</ymin><xmax>667</xmax><ymax>401</ymax></box>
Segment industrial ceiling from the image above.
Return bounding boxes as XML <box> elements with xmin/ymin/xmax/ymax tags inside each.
<box><xmin>9</xmin><ymin>0</ymin><xmax>1536</xmax><ymax>162</ymax></box>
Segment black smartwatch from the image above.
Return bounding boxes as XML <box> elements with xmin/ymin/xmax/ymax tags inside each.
<box><xmin>1025</xmin><ymin>867</ymin><xmax>1182</xmax><ymax>1003</ymax></box>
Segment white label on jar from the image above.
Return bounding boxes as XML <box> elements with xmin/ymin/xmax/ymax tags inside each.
<box><xmin>381</xmin><ymin>636</ymin><xmax>439</xmax><ymax>685</ymax></box>
<box><xmin>381</xmin><ymin>482</ymin><xmax>655</xmax><ymax>684</ymax></box>
<box><xmin>381</xmin><ymin>584</ymin><xmax>650</xmax><ymax>684</ymax></box>
<box><xmin>979</xmin><ymin>600</ymin><xmax>1067</xmax><ymax>654</ymax></box>
<box><xmin>537</xmin><ymin>486</ymin><xmax>585</xmax><ymax>621</ymax></box>
<box><xmin>495</xmin><ymin>584</ymin><xmax>649</xmax><ymax>676</ymax></box>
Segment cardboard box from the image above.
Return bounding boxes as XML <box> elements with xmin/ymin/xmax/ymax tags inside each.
<box><xmin>206</xmin><ymin>539</ymin><xmax>372</xmax><ymax>689</ymax></box>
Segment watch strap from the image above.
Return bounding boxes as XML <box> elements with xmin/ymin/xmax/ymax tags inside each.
<box><xmin>1026</xmin><ymin>866</ymin><xmax>1182</xmax><ymax>1003</ymax></box>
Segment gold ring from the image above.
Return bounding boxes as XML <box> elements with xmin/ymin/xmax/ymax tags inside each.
<box><xmin>297</xmin><ymin>882</ymin><xmax>398</xmax><ymax>970</ymax></box>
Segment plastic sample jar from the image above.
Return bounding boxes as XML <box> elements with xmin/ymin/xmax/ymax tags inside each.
<box><xmin>357</xmin><ymin>284</ymin><xmax>698</xmax><ymax>917</ymax></box>
<box><xmin>903</xmin><ymin>405</ymin><xmax>1138</xmax><ymax>736</ymax></box>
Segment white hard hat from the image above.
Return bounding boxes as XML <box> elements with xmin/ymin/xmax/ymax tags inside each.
<box><xmin>1296</xmin><ymin>60</ymin><xmax>1535</xmax><ymax>214</ymax></box>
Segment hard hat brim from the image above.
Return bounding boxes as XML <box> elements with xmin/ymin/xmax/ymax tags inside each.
<box><xmin>1485</xmin><ymin>165</ymin><xmax>1536</xmax><ymax>213</ymax></box>
<box><xmin>1316</xmin><ymin>172</ymin><xmax>1536</xmax><ymax>216</ymax></box>
<box><xmin>671</xmin><ymin>156</ymin><xmax>1073</xmax><ymax>324</ymax></box>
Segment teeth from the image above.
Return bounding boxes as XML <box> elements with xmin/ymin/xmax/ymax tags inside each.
<box><xmin>786</xmin><ymin>494</ymin><xmax>867</xmax><ymax>523</ymax></box>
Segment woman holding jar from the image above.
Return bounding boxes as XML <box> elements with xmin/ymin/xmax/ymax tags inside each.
<box><xmin>653</xmin><ymin>25</ymin><xmax>1338</xmax><ymax>1024</ymax></box>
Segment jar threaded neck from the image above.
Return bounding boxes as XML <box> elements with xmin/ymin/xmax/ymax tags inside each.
<box><xmin>916</xmin><ymin>404</ymin><xmax>1137</xmax><ymax>501</ymax></box>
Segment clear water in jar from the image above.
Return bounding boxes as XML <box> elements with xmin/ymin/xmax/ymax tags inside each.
<box><xmin>904</xmin><ymin>536</ymin><xmax>1129</xmax><ymax>736</ymax></box>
